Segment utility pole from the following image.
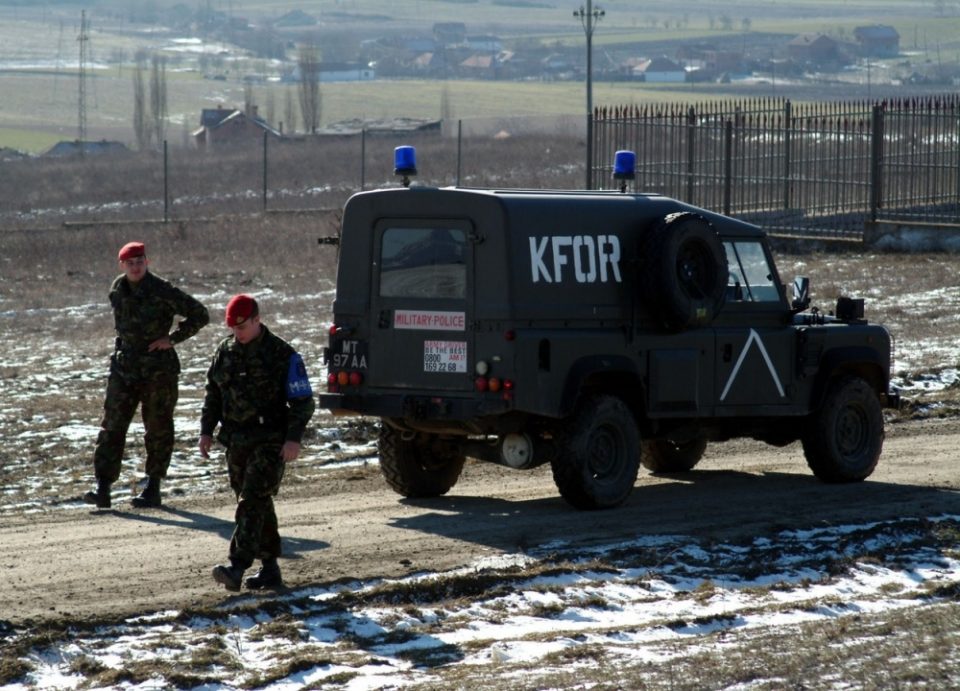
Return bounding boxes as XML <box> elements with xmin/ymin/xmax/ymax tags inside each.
<box><xmin>77</xmin><ymin>9</ymin><xmax>90</xmax><ymax>145</ymax></box>
<box><xmin>574</xmin><ymin>2</ymin><xmax>604</xmax><ymax>190</ymax></box>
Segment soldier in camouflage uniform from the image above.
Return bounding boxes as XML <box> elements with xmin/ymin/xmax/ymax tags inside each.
<box><xmin>84</xmin><ymin>241</ymin><xmax>210</xmax><ymax>510</ymax></box>
<box><xmin>200</xmin><ymin>294</ymin><xmax>315</xmax><ymax>591</ymax></box>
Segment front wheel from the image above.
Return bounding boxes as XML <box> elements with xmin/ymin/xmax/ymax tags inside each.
<box><xmin>641</xmin><ymin>436</ymin><xmax>707</xmax><ymax>473</ymax></box>
<box><xmin>802</xmin><ymin>376</ymin><xmax>884</xmax><ymax>482</ymax></box>
<box><xmin>550</xmin><ymin>395</ymin><xmax>640</xmax><ymax>510</ymax></box>
<box><xmin>378</xmin><ymin>424</ymin><xmax>466</xmax><ymax>498</ymax></box>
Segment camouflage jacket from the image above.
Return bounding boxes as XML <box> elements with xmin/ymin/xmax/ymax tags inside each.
<box><xmin>200</xmin><ymin>324</ymin><xmax>315</xmax><ymax>446</ymax></box>
<box><xmin>109</xmin><ymin>271</ymin><xmax>209</xmax><ymax>380</ymax></box>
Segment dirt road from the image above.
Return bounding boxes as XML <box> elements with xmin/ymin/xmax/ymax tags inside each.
<box><xmin>3</xmin><ymin>416</ymin><xmax>959</xmax><ymax>627</ymax></box>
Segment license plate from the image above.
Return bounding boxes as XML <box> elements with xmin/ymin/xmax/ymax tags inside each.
<box><xmin>330</xmin><ymin>339</ymin><xmax>368</xmax><ymax>369</ymax></box>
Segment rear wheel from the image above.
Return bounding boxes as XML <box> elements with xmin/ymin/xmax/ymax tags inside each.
<box><xmin>550</xmin><ymin>395</ymin><xmax>640</xmax><ymax>510</ymax></box>
<box><xmin>378</xmin><ymin>424</ymin><xmax>466</xmax><ymax>497</ymax></box>
<box><xmin>802</xmin><ymin>376</ymin><xmax>884</xmax><ymax>482</ymax></box>
<box><xmin>641</xmin><ymin>436</ymin><xmax>707</xmax><ymax>473</ymax></box>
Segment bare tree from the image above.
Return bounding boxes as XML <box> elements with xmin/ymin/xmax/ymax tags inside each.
<box><xmin>132</xmin><ymin>54</ymin><xmax>149</xmax><ymax>150</ymax></box>
<box><xmin>110</xmin><ymin>48</ymin><xmax>127</xmax><ymax>77</ymax></box>
<box><xmin>297</xmin><ymin>44</ymin><xmax>322</xmax><ymax>134</ymax></box>
<box><xmin>284</xmin><ymin>85</ymin><xmax>297</xmax><ymax>134</ymax></box>
<box><xmin>265</xmin><ymin>88</ymin><xmax>276</xmax><ymax>128</ymax></box>
<box><xmin>243</xmin><ymin>80</ymin><xmax>254</xmax><ymax>114</ymax></box>
<box><xmin>149</xmin><ymin>54</ymin><xmax>168</xmax><ymax>147</ymax></box>
<box><xmin>440</xmin><ymin>82</ymin><xmax>454</xmax><ymax>122</ymax></box>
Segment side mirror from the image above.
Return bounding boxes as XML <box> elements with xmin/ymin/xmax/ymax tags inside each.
<box><xmin>792</xmin><ymin>276</ymin><xmax>810</xmax><ymax>312</ymax></box>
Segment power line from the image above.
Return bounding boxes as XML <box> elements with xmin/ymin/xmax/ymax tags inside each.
<box><xmin>78</xmin><ymin>9</ymin><xmax>90</xmax><ymax>144</ymax></box>
<box><xmin>574</xmin><ymin>2</ymin><xmax>604</xmax><ymax>190</ymax></box>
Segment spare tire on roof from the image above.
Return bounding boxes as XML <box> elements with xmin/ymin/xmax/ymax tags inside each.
<box><xmin>641</xmin><ymin>212</ymin><xmax>728</xmax><ymax>331</ymax></box>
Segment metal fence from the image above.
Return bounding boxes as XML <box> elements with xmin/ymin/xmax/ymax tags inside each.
<box><xmin>592</xmin><ymin>96</ymin><xmax>960</xmax><ymax>241</ymax></box>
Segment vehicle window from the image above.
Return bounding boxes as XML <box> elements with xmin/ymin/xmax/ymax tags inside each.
<box><xmin>724</xmin><ymin>241</ymin><xmax>780</xmax><ymax>302</ymax></box>
<box><xmin>380</xmin><ymin>227</ymin><xmax>466</xmax><ymax>299</ymax></box>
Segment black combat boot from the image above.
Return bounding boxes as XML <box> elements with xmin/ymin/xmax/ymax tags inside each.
<box><xmin>244</xmin><ymin>558</ymin><xmax>283</xmax><ymax>590</ymax></box>
<box><xmin>83</xmin><ymin>480</ymin><xmax>111</xmax><ymax>509</ymax></box>
<box><xmin>212</xmin><ymin>563</ymin><xmax>245</xmax><ymax>592</ymax></box>
<box><xmin>131</xmin><ymin>476</ymin><xmax>161</xmax><ymax>508</ymax></box>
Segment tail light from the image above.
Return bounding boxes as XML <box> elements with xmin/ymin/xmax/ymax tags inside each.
<box><xmin>474</xmin><ymin>374</ymin><xmax>514</xmax><ymax>400</ymax></box>
<box><xmin>327</xmin><ymin>369</ymin><xmax>363</xmax><ymax>392</ymax></box>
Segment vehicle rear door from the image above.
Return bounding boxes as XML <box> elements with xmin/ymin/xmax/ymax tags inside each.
<box><xmin>366</xmin><ymin>219</ymin><xmax>475</xmax><ymax>392</ymax></box>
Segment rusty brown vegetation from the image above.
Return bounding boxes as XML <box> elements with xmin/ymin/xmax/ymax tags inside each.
<box><xmin>0</xmin><ymin>132</ymin><xmax>584</xmax><ymax>229</ymax></box>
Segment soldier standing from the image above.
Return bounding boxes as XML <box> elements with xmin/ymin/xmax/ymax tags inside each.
<box><xmin>84</xmin><ymin>241</ymin><xmax>210</xmax><ymax>509</ymax></box>
<box><xmin>199</xmin><ymin>294</ymin><xmax>315</xmax><ymax>591</ymax></box>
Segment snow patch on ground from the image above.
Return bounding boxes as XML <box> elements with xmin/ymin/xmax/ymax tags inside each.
<box><xmin>6</xmin><ymin>515</ymin><xmax>960</xmax><ymax>690</ymax></box>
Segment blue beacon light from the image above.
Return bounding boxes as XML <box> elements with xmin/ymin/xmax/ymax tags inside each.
<box><xmin>613</xmin><ymin>149</ymin><xmax>636</xmax><ymax>193</ymax></box>
<box><xmin>394</xmin><ymin>145</ymin><xmax>417</xmax><ymax>187</ymax></box>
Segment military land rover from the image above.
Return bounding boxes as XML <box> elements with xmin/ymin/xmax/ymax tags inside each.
<box><xmin>320</xmin><ymin>148</ymin><xmax>899</xmax><ymax>510</ymax></box>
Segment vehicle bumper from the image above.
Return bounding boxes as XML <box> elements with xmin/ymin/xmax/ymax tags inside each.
<box><xmin>319</xmin><ymin>392</ymin><xmax>512</xmax><ymax>420</ymax></box>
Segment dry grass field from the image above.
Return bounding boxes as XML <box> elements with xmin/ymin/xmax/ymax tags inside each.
<box><xmin>2</xmin><ymin>137</ymin><xmax>960</xmax><ymax>519</ymax></box>
<box><xmin>2</xmin><ymin>0</ymin><xmax>960</xmax><ymax>151</ymax></box>
<box><xmin>4</xmin><ymin>126</ymin><xmax>960</xmax><ymax>688</ymax></box>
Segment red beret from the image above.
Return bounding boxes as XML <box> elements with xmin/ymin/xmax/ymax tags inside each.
<box><xmin>118</xmin><ymin>242</ymin><xmax>146</xmax><ymax>261</ymax></box>
<box><xmin>225</xmin><ymin>294</ymin><xmax>259</xmax><ymax>326</ymax></box>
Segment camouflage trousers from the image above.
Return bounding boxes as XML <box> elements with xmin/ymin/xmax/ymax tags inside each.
<box><xmin>225</xmin><ymin>441</ymin><xmax>286</xmax><ymax>569</ymax></box>
<box><xmin>93</xmin><ymin>371</ymin><xmax>179</xmax><ymax>484</ymax></box>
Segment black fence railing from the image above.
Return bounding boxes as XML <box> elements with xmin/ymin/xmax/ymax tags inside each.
<box><xmin>592</xmin><ymin>96</ymin><xmax>960</xmax><ymax>241</ymax></box>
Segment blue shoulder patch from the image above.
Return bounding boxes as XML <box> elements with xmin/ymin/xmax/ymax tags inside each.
<box><xmin>286</xmin><ymin>353</ymin><xmax>313</xmax><ymax>398</ymax></box>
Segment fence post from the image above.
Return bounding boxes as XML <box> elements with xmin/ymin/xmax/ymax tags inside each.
<box><xmin>587</xmin><ymin>110</ymin><xmax>594</xmax><ymax>190</ymax></box>
<box><xmin>956</xmin><ymin>112</ymin><xmax>960</xmax><ymax>211</ymax></box>
<box><xmin>724</xmin><ymin>120</ymin><xmax>733</xmax><ymax>216</ymax></box>
<box><xmin>686</xmin><ymin>106</ymin><xmax>696</xmax><ymax>203</ymax></box>
<box><xmin>783</xmin><ymin>100</ymin><xmax>792</xmax><ymax>210</ymax></box>
<box><xmin>867</xmin><ymin>104</ymin><xmax>884</xmax><ymax>241</ymax></box>
<box><xmin>262</xmin><ymin>131</ymin><xmax>268</xmax><ymax>212</ymax></box>
<box><xmin>163</xmin><ymin>140</ymin><xmax>169</xmax><ymax>223</ymax></box>
<box><xmin>457</xmin><ymin>119</ymin><xmax>462</xmax><ymax>186</ymax></box>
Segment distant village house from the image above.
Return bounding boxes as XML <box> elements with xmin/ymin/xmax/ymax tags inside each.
<box><xmin>44</xmin><ymin>140</ymin><xmax>128</xmax><ymax>158</ymax></box>
<box><xmin>626</xmin><ymin>56</ymin><xmax>686</xmax><ymax>82</ymax></box>
<box><xmin>787</xmin><ymin>33</ymin><xmax>841</xmax><ymax>64</ymax></box>
<box><xmin>193</xmin><ymin>105</ymin><xmax>281</xmax><ymax>147</ymax></box>
<box><xmin>286</xmin><ymin>62</ymin><xmax>376</xmax><ymax>82</ymax></box>
<box><xmin>853</xmin><ymin>25</ymin><xmax>900</xmax><ymax>57</ymax></box>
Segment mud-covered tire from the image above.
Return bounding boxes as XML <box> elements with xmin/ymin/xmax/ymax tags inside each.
<box><xmin>641</xmin><ymin>436</ymin><xmax>707</xmax><ymax>473</ymax></box>
<box><xmin>550</xmin><ymin>395</ymin><xmax>640</xmax><ymax>510</ymax></box>
<box><xmin>802</xmin><ymin>376</ymin><xmax>884</xmax><ymax>483</ymax></box>
<box><xmin>378</xmin><ymin>424</ymin><xmax>466</xmax><ymax>498</ymax></box>
<box><xmin>642</xmin><ymin>212</ymin><xmax>728</xmax><ymax>331</ymax></box>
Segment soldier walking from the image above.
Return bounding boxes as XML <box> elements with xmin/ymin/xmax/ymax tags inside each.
<box><xmin>199</xmin><ymin>294</ymin><xmax>315</xmax><ymax>591</ymax></box>
<box><xmin>84</xmin><ymin>241</ymin><xmax>210</xmax><ymax>509</ymax></box>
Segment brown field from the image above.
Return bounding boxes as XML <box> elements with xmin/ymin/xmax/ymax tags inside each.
<box><xmin>3</xmin><ymin>131</ymin><xmax>960</xmax><ymax>688</ymax></box>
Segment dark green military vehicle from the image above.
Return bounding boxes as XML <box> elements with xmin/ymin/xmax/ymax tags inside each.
<box><xmin>320</xmin><ymin>154</ymin><xmax>898</xmax><ymax>510</ymax></box>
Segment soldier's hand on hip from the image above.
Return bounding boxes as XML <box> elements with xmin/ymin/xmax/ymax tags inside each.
<box><xmin>148</xmin><ymin>336</ymin><xmax>173</xmax><ymax>351</ymax></box>
<box><xmin>280</xmin><ymin>441</ymin><xmax>301</xmax><ymax>462</ymax></box>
